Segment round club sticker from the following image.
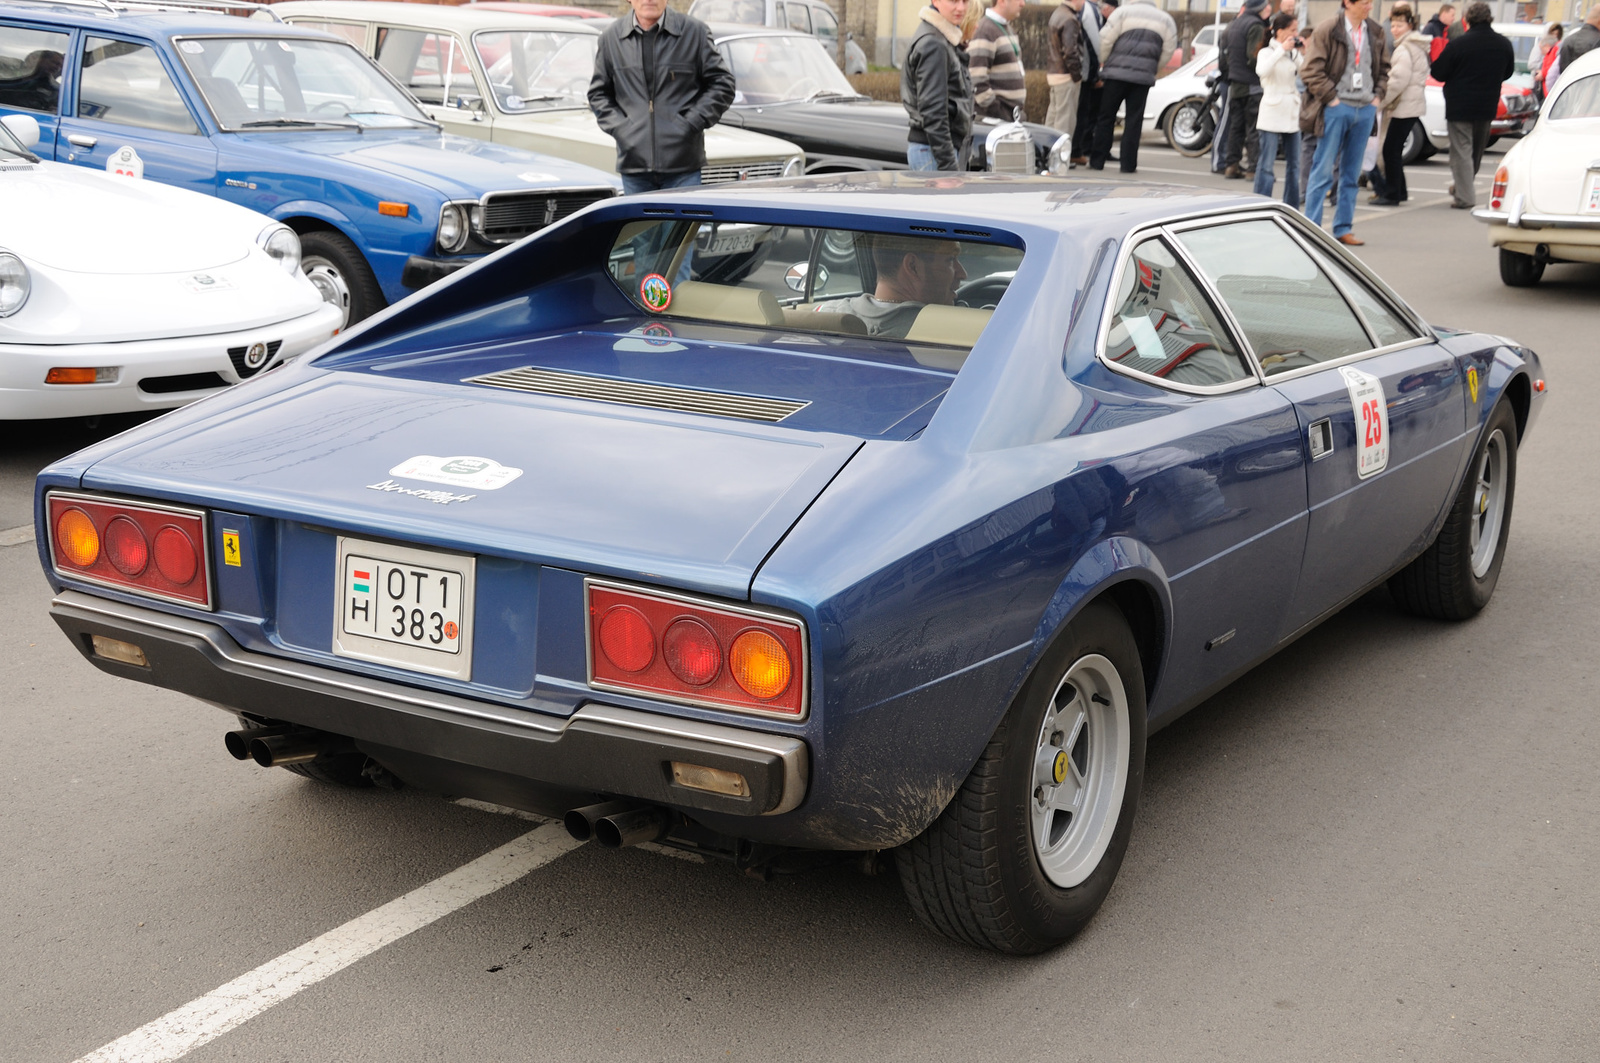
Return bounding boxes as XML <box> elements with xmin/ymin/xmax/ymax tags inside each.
<box><xmin>639</xmin><ymin>273</ymin><xmax>672</xmax><ymax>312</ymax></box>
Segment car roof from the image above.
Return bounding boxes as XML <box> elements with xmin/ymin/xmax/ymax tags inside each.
<box><xmin>622</xmin><ymin>172</ymin><xmax>1267</xmax><ymax>241</ymax></box>
<box><xmin>271</xmin><ymin>0</ymin><xmax>596</xmax><ymax>34</ymax></box>
<box><xmin>0</xmin><ymin>1</ymin><xmax>368</xmax><ymax>38</ymax></box>
<box><xmin>465</xmin><ymin>2</ymin><xmax>609</xmax><ymax>17</ymax></box>
<box><xmin>708</xmin><ymin>21</ymin><xmax>812</xmax><ymax>39</ymax></box>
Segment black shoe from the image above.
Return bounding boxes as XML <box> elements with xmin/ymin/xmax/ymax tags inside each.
<box><xmin>1451</xmin><ymin>200</ymin><xmax>1472</xmax><ymax>209</ymax></box>
<box><xmin>1370</xmin><ymin>197</ymin><xmax>1400</xmax><ymax>206</ymax></box>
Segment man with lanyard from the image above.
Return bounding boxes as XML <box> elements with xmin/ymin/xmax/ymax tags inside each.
<box><xmin>588</xmin><ymin>0</ymin><xmax>736</xmax><ymax>194</ymax></box>
<box><xmin>1300</xmin><ymin>0</ymin><xmax>1388</xmax><ymax>246</ymax></box>
<box><xmin>970</xmin><ymin>0</ymin><xmax>1028</xmax><ymax>121</ymax></box>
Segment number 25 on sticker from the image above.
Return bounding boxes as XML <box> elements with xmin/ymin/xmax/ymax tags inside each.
<box><xmin>1340</xmin><ymin>367</ymin><xmax>1390</xmax><ymax>479</ymax></box>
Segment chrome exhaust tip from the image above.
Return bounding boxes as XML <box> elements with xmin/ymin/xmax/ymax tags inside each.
<box><xmin>593</xmin><ymin>806</ymin><xmax>669</xmax><ymax>850</ymax></box>
<box><xmin>563</xmin><ymin>800</ymin><xmax>638</xmax><ymax>842</ymax></box>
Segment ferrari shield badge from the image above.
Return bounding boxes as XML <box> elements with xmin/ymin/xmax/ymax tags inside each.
<box><xmin>639</xmin><ymin>273</ymin><xmax>672</xmax><ymax>312</ymax></box>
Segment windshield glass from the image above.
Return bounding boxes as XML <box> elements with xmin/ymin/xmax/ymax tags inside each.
<box><xmin>175</xmin><ymin>37</ymin><xmax>427</xmax><ymax>130</ymax></box>
<box><xmin>608</xmin><ymin>220</ymin><xmax>1021</xmax><ymax>351</ymax></box>
<box><xmin>721</xmin><ymin>34</ymin><xmax>859</xmax><ymax>104</ymax></box>
<box><xmin>474</xmin><ymin>30</ymin><xmax>596</xmax><ymax>111</ymax></box>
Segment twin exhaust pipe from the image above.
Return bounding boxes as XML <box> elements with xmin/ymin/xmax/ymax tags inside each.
<box><xmin>564</xmin><ymin>800</ymin><xmax>669</xmax><ymax>849</ymax></box>
<box><xmin>225</xmin><ymin>725</ymin><xmax>351</xmax><ymax>768</ymax></box>
<box><xmin>226</xmin><ymin>728</ymin><xmax>668</xmax><ymax>851</ymax></box>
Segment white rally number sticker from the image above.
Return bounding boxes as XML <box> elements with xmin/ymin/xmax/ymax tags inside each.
<box><xmin>1341</xmin><ymin>366</ymin><xmax>1389</xmax><ymax>479</ymax></box>
<box><xmin>106</xmin><ymin>145</ymin><xmax>143</xmax><ymax>179</ymax></box>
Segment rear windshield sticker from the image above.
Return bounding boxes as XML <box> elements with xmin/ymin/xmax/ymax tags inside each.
<box><xmin>1340</xmin><ymin>366</ymin><xmax>1390</xmax><ymax>479</ymax></box>
<box><xmin>639</xmin><ymin>273</ymin><xmax>672</xmax><ymax>312</ymax></box>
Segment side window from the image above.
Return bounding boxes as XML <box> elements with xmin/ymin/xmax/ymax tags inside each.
<box><xmin>0</xmin><ymin>24</ymin><xmax>68</xmax><ymax>114</ymax></box>
<box><xmin>287</xmin><ymin>21</ymin><xmax>368</xmax><ymax>49</ymax></box>
<box><xmin>1102</xmin><ymin>237</ymin><xmax>1253</xmax><ymax>388</ymax></box>
<box><xmin>1176</xmin><ymin>219</ymin><xmax>1373</xmax><ymax>376</ymax></box>
<box><xmin>787</xmin><ymin>3</ymin><xmax>814</xmax><ymax>34</ymax></box>
<box><xmin>375</xmin><ymin>28</ymin><xmax>475</xmax><ymax>106</ymax></box>
<box><xmin>1550</xmin><ymin>74</ymin><xmax>1600</xmax><ymax>119</ymax></box>
<box><xmin>78</xmin><ymin>37</ymin><xmax>198</xmax><ymax>134</ymax></box>
<box><xmin>1307</xmin><ymin>246</ymin><xmax>1419</xmax><ymax>348</ymax></box>
<box><xmin>813</xmin><ymin>6</ymin><xmax>839</xmax><ymax>45</ymax></box>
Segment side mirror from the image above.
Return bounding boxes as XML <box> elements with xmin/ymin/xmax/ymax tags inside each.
<box><xmin>0</xmin><ymin>113</ymin><xmax>41</xmax><ymax>150</ymax></box>
<box><xmin>454</xmin><ymin>93</ymin><xmax>487</xmax><ymax>115</ymax></box>
<box><xmin>783</xmin><ymin>261</ymin><xmax>829</xmax><ymax>292</ymax></box>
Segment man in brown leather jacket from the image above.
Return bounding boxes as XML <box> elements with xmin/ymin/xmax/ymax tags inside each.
<box><xmin>1300</xmin><ymin>0</ymin><xmax>1389</xmax><ymax>245</ymax></box>
<box><xmin>1046</xmin><ymin>0</ymin><xmax>1088</xmax><ymax>137</ymax></box>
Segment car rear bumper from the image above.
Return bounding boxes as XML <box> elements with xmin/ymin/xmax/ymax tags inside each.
<box><xmin>0</xmin><ymin>303</ymin><xmax>342</xmax><ymax>420</ymax></box>
<box><xmin>49</xmin><ymin>590</ymin><xmax>808</xmax><ymax>819</ymax></box>
<box><xmin>1474</xmin><ymin>206</ymin><xmax>1600</xmax><ymax>231</ymax></box>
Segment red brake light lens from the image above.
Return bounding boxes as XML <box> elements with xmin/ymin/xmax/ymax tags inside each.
<box><xmin>46</xmin><ymin>493</ymin><xmax>211</xmax><ymax>608</ymax></box>
<box><xmin>664</xmin><ymin>618</ymin><xmax>722</xmax><ymax>686</ymax></box>
<box><xmin>598</xmin><ymin>605</ymin><xmax>655</xmax><ymax>672</ymax></box>
<box><xmin>588</xmin><ymin>582</ymin><xmax>806</xmax><ymax>717</ymax></box>
<box><xmin>103</xmin><ymin>517</ymin><xmax>149</xmax><ymax>576</ymax></box>
<box><xmin>1490</xmin><ymin>165</ymin><xmax>1508</xmax><ymax>210</ymax></box>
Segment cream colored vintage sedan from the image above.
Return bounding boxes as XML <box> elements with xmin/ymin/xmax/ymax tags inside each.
<box><xmin>275</xmin><ymin>1</ymin><xmax>805</xmax><ymax>182</ymax></box>
<box><xmin>1475</xmin><ymin>46</ymin><xmax>1600</xmax><ymax>286</ymax></box>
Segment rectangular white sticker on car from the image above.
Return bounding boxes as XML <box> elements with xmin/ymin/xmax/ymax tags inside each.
<box><xmin>1584</xmin><ymin>173</ymin><xmax>1600</xmax><ymax>214</ymax></box>
<box><xmin>1341</xmin><ymin>366</ymin><xmax>1390</xmax><ymax>479</ymax></box>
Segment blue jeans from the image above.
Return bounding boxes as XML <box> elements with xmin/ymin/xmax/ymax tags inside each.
<box><xmin>907</xmin><ymin>142</ymin><xmax>939</xmax><ymax>172</ymax></box>
<box><xmin>1254</xmin><ymin>129</ymin><xmax>1301</xmax><ymax>209</ymax></box>
<box><xmin>621</xmin><ymin>170</ymin><xmax>703</xmax><ymax>195</ymax></box>
<box><xmin>1303</xmin><ymin>102</ymin><xmax>1374</xmax><ymax>237</ymax></box>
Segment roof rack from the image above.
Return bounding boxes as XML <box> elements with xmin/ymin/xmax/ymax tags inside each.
<box><xmin>2</xmin><ymin>0</ymin><xmax>283</xmax><ymax>20</ymax></box>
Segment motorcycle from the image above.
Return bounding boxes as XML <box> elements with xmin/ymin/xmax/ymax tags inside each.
<box><xmin>1163</xmin><ymin>70</ymin><xmax>1223</xmax><ymax>158</ymax></box>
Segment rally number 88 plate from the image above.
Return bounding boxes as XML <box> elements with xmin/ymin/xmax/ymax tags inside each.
<box><xmin>332</xmin><ymin>536</ymin><xmax>475</xmax><ymax>680</ymax></box>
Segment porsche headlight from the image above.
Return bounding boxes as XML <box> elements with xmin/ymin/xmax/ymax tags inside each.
<box><xmin>0</xmin><ymin>251</ymin><xmax>30</xmax><ymax>318</ymax></box>
<box><xmin>783</xmin><ymin>155</ymin><xmax>805</xmax><ymax>178</ymax></box>
<box><xmin>437</xmin><ymin>203</ymin><xmax>471</xmax><ymax>254</ymax></box>
<box><xmin>256</xmin><ymin>224</ymin><xmax>301</xmax><ymax>275</ymax></box>
<box><xmin>1047</xmin><ymin>133</ymin><xmax>1073</xmax><ymax>177</ymax></box>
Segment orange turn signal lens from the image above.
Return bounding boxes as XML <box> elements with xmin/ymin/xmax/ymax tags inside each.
<box><xmin>730</xmin><ymin>629</ymin><xmax>792</xmax><ymax>701</ymax></box>
<box><xmin>45</xmin><ymin>367</ymin><xmax>99</xmax><ymax>385</ymax></box>
<box><xmin>378</xmin><ymin>201</ymin><xmax>410</xmax><ymax>217</ymax></box>
<box><xmin>56</xmin><ymin>507</ymin><xmax>100</xmax><ymax>567</ymax></box>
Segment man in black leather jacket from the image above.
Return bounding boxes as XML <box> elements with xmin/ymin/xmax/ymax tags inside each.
<box><xmin>588</xmin><ymin>0</ymin><xmax>736</xmax><ymax>193</ymax></box>
<box><xmin>901</xmin><ymin>0</ymin><xmax>974</xmax><ymax>171</ymax></box>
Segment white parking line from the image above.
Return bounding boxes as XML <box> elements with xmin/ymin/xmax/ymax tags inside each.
<box><xmin>73</xmin><ymin>822</ymin><xmax>581</xmax><ymax>1063</ymax></box>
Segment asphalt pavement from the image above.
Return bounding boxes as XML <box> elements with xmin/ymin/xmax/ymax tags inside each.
<box><xmin>3</xmin><ymin>143</ymin><xmax>1597</xmax><ymax>1063</ymax></box>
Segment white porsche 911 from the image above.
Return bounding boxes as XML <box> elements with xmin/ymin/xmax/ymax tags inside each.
<box><xmin>1475</xmin><ymin>47</ymin><xmax>1600</xmax><ymax>287</ymax></box>
<box><xmin>0</xmin><ymin>114</ymin><xmax>342</xmax><ymax>419</ymax></box>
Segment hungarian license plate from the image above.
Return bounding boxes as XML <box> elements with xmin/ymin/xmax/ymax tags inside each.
<box><xmin>1584</xmin><ymin>173</ymin><xmax>1600</xmax><ymax>214</ymax></box>
<box><xmin>703</xmin><ymin>225</ymin><xmax>760</xmax><ymax>257</ymax></box>
<box><xmin>332</xmin><ymin>536</ymin><xmax>475</xmax><ymax>680</ymax></box>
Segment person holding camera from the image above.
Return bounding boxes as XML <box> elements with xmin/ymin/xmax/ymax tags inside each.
<box><xmin>1254</xmin><ymin>13</ymin><xmax>1304</xmax><ymax>206</ymax></box>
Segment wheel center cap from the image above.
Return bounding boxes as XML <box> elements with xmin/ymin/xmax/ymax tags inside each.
<box><xmin>1052</xmin><ymin>750</ymin><xmax>1069</xmax><ymax>785</ymax></box>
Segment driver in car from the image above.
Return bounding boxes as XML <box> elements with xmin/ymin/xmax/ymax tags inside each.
<box><xmin>813</xmin><ymin>234</ymin><xmax>968</xmax><ymax>339</ymax></box>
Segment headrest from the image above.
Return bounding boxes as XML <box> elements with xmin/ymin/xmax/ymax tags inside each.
<box><xmin>905</xmin><ymin>304</ymin><xmax>993</xmax><ymax>348</ymax></box>
<box><xmin>781</xmin><ymin>308</ymin><xmax>868</xmax><ymax>335</ymax></box>
<box><xmin>663</xmin><ymin>281</ymin><xmax>784</xmax><ymax>327</ymax></box>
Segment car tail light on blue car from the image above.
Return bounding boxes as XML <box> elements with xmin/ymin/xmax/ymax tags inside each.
<box><xmin>587</xmin><ymin>581</ymin><xmax>806</xmax><ymax>718</ymax></box>
<box><xmin>47</xmin><ymin>493</ymin><xmax>211</xmax><ymax>609</ymax></box>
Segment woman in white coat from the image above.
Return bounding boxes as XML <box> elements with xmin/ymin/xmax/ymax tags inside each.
<box><xmin>1371</xmin><ymin>5</ymin><xmax>1430</xmax><ymax>205</ymax></box>
<box><xmin>1253</xmin><ymin>14</ymin><xmax>1305</xmax><ymax>208</ymax></box>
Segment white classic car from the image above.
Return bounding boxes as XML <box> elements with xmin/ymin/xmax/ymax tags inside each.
<box><xmin>0</xmin><ymin>114</ymin><xmax>342</xmax><ymax>420</ymax></box>
<box><xmin>1474</xmin><ymin>46</ymin><xmax>1600</xmax><ymax>286</ymax></box>
<box><xmin>274</xmin><ymin>1</ymin><xmax>806</xmax><ymax>181</ymax></box>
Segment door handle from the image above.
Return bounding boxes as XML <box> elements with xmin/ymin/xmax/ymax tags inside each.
<box><xmin>67</xmin><ymin>134</ymin><xmax>98</xmax><ymax>149</ymax></box>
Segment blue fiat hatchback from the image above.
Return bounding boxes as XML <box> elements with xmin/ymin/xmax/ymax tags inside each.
<box><xmin>0</xmin><ymin>0</ymin><xmax>619</xmax><ymax>325</ymax></box>
<box><xmin>36</xmin><ymin>175</ymin><xmax>1545</xmax><ymax>953</ymax></box>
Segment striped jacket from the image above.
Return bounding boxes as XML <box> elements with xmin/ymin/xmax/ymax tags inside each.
<box><xmin>969</xmin><ymin>12</ymin><xmax>1027</xmax><ymax>120</ymax></box>
<box><xmin>1098</xmin><ymin>0</ymin><xmax>1177</xmax><ymax>87</ymax></box>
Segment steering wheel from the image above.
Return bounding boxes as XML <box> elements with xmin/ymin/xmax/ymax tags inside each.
<box><xmin>955</xmin><ymin>275</ymin><xmax>1009</xmax><ymax>309</ymax></box>
<box><xmin>311</xmin><ymin>101</ymin><xmax>350</xmax><ymax>115</ymax></box>
<box><xmin>788</xmin><ymin>76</ymin><xmax>821</xmax><ymax>99</ymax></box>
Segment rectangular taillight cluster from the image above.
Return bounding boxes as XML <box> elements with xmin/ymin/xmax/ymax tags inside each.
<box><xmin>586</xmin><ymin>580</ymin><xmax>806</xmax><ymax>718</ymax></box>
<box><xmin>46</xmin><ymin>492</ymin><xmax>212</xmax><ymax>609</ymax></box>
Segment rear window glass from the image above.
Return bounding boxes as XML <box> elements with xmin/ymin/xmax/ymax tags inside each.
<box><xmin>1550</xmin><ymin>74</ymin><xmax>1600</xmax><ymax>119</ymax></box>
<box><xmin>607</xmin><ymin>221</ymin><xmax>1022</xmax><ymax>350</ymax></box>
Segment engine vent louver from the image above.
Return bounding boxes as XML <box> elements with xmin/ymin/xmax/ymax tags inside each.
<box><xmin>463</xmin><ymin>366</ymin><xmax>811</xmax><ymax>423</ymax></box>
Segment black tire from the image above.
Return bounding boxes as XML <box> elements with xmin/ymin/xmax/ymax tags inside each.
<box><xmin>1400</xmin><ymin>122</ymin><xmax>1425</xmax><ymax>165</ymax></box>
<box><xmin>299</xmin><ymin>230</ymin><xmax>385</xmax><ymax>329</ymax></box>
<box><xmin>896</xmin><ymin>599</ymin><xmax>1148</xmax><ymax>954</ymax></box>
<box><xmin>1163</xmin><ymin>98</ymin><xmax>1214</xmax><ymax>158</ymax></box>
<box><xmin>1498</xmin><ymin>248</ymin><xmax>1545</xmax><ymax>287</ymax></box>
<box><xmin>1389</xmin><ymin>400</ymin><xmax>1518</xmax><ymax>621</ymax></box>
